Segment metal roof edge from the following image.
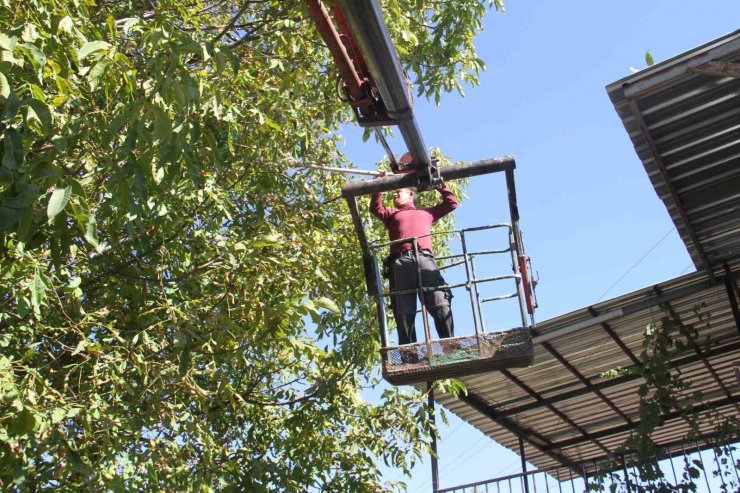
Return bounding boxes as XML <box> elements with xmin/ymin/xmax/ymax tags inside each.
<box><xmin>532</xmin><ymin>268</ymin><xmax>730</xmax><ymax>340</ymax></box>
<box><xmin>605</xmin><ymin>29</ymin><xmax>740</xmax><ymax>98</ymax></box>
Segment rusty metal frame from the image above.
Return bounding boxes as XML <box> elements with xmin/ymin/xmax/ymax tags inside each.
<box><xmin>449</xmin><ymin>269</ymin><xmax>740</xmax><ymax>474</ymax></box>
<box><xmin>588</xmin><ymin>306</ymin><xmax>642</xmax><ymax>367</ymax></box>
<box><xmin>724</xmin><ymin>263</ymin><xmax>740</xmax><ymax>335</ymax></box>
<box><xmin>500</xmin><ymin>369</ymin><xmax>612</xmax><ymax>455</ymax></box>
<box><xmin>616</xmin><ymin>33</ymin><xmax>740</xmax><ymax>277</ymax></box>
<box><xmin>497</xmin><ymin>339</ymin><xmax>740</xmax><ymax>418</ymax></box>
<box><xmin>541</xmin><ymin>341</ymin><xmax>634</xmax><ymax>425</ymax></box>
<box><xmin>541</xmin><ymin>394</ymin><xmax>740</xmax><ymax>452</ymax></box>
<box><xmin>653</xmin><ymin>285</ymin><xmax>740</xmax><ymax>415</ymax></box>
<box><xmin>303</xmin><ymin>0</ymin><xmax>364</xmax><ymax>99</ymax></box>
<box><xmin>624</xmin><ymin>96</ymin><xmax>714</xmax><ymax>276</ymax></box>
<box><xmin>458</xmin><ymin>391</ymin><xmax>582</xmax><ymax>474</ymax></box>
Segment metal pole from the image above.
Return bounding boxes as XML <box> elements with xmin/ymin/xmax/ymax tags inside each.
<box><xmin>341</xmin><ymin>156</ymin><xmax>515</xmax><ymax>198</ymax></box>
<box><xmin>711</xmin><ymin>445</ymin><xmax>728</xmax><ymax>491</ymax></box>
<box><xmin>509</xmin><ymin>228</ymin><xmax>529</xmax><ymax>328</ymax></box>
<box><xmin>370</xmin><ymin>256</ymin><xmax>388</xmax><ymax>349</ymax></box>
<box><xmin>505</xmin><ymin>168</ymin><xmax>529</xmax><ymax>328</ymax></box>
<box><xmin>667</xmin><ymin>448</ymin><xmax>678</xmax><ymax>485</ymax></box>
<box><xmin>621</xmin><ymin>454</ymin><xmax>632</xmax><ymax>493</ymax></box>
<box><xmin>428</xmin><ymin>383</ymin><xmax>440</xmax><ymax>493</ymax></box>
<box><xmin>580</xmin><ymin>464</ymin><xmax>588</xmax><ymax>493</ymax></box>
<box><xmin>519</xmin><ymin>435</ymin><xmax>530</xmax><ymax>493</ymax></box>
<box><xmin>374</xmin><ymin>128</ymin><xmax>398</xmax><ymax>169</ymax></box>
<box><xmin>694</xmin><ymin>440</ymin><xmax>713</xmax><ymax>493</ymax></box>
<box><xmin>469</xmin><ymin>254</ymin><xmax>487</xmax><ymax>332</ymax></box>
<box><xmin>460</xmin><ymin>231</ymin><xmax>481</xmax><ymax>335</ymax></box>
<box><xmin>415</xmin><ymin>240</ymin><xmax>434</xmax><ymax>361</ymax></box>
<box><xmin>348</xmin><ymin>197</ymin><xmax>390</xmax><ymax>352</ymax></box>
<box><xmin>296</xmin><ymin>162</ymin><xmax>384</xmax><ymax>176</ymax></box>
<box><xmin>723</xmin><ymin>264</ymin><xmax>740</xmax><ymax>335</ymax></box>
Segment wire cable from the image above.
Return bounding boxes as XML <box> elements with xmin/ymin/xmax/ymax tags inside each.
<box><xmin>594</xmin><ymin>226</ymin><xmax>676</xmax><ymax>303</ymax></box>
<box><xmin>678</xmin><ymin>262</ymin><xmax>695</xmax><ymax>276</ymax></box>
<box><xmin>411</xmin><ymin>434</ymin><xmax>489</xmax><ymax>493</ymax></box>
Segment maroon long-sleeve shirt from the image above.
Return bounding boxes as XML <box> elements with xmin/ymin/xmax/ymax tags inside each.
<box><xmin>370</xmin><ymin>186</ymin><xmax>458</xmax><ymax>255</ymax></box>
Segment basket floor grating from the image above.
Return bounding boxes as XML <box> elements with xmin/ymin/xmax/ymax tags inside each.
<box><xmin>381</xmin><ymin>328</ymin><xmax>534</xmax><ymax>385</ymax></box>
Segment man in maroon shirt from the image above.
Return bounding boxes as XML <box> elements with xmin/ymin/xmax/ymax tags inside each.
<box><xmin>370</xmin><ymin>173</ymin><xmax>458</xmax><ymax>349</ymax></box>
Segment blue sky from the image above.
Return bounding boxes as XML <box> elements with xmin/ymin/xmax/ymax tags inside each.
<box><xmin>339</xmin><ymin>0</ymin><xmax>739</xmax><ymax>491</ymax></box>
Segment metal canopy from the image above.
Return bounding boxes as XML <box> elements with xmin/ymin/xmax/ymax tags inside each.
<box><xmin>433</xmin><ymin>31</ymin><xmax>740</xmax><ymax>478</ymax></box>
<box><xmin>606</xmin><ymin>30</ymin><xmax>740</xmax><ymax>275</ymax></box>
<box><xmin>434</xmin><ymin>269</ymin><xmax>740</xmax><ymax>475</ymax></box>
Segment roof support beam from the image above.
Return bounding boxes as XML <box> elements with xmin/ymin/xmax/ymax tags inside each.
<box><xmin>588</xmin><ymin>307</ymin><xmax>642</xmax><ymax>367</ymax></box>
<box><xmin>622</xmin><ymin>35</ymin><xmax>740</xmax><ymax>98</ymax></box>
<box><xmin>724</xmin><ymin>263</ymin><xmax>740</xmax><ymax>336</ymax></box>
<box><xmin>653</xmin><ymin>286</ymin><xmax>740</xmax><ymax>414</ymax></box>
<box><xmin>497</xmin><ymin>340</ymin><xmax>740</xmax><ymax>417</ymax></box>
<box><xmin>688</xmin><ymin>61</ymin><xmax>740</xmax><ymax>78</ymax></box>
<box><xmin>532</xmin><ymin>273</ymin><xmax>726</xmax><ymax>344</ymax></box>
<box><xmin>500</xmin><ymin>369</ymin><xmax>612</xmax><ymax>454</ymax></box>
<box><xmin>457</xmin><ymin>391</ymin><xmax>581</xmax><ymax>473</ymax></box>
<box><xmin>542</xmin><ymin>395</ymin><xmax>740</xmax><ymax>451</ymax></box>
<box><xmin>625</xmin><ymin>97</ymin><xmax>714</xmax><ymax>275</ymax></box>
<box><xmin>541</xmin><ymin>342</ymin><xmax>634</xmax><ymax>425</ymax></box>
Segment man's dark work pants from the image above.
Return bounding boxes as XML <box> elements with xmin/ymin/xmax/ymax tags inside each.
<box><xmin>388</xmin><ymin>250</ymin><xmax>454</xmax><ymax>345</ymax></box>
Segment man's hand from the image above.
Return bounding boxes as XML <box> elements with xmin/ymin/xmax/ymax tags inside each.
<box><xmin>375</xmin><ymin>170</ymin><xmax>390</xmax><ymax>179</ymax></box>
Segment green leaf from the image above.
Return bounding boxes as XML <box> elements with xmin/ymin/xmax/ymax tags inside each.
<box><xmin>264</xmin><ymin>116</ymin><xmax>281</xmax><ymax>131</ymax></box>
<box><xmin>87</xmin><ymin>58</ymin><xmax>111</xmax><ymax>89</ymax></box>
<box><xmin>0</xmin><ymin>72</ymin><xmax>9</xmax><ymax>98</ymax></box>
<box><xmin>104</xmin><ymin>109</ymin><xmax>129</xmax><ymax>146</ymax></box>
<box><xmin>16</xmin><ymin>207</ymin><xmax>34</xmax><ymax>241</ymax></box>
<box><xmin>17</xmin><ymin>43</ymin><xmax>46</xmax><ymax>69</ymax></box>
<box><xmin>214</xmin><ymin>51</ymin><xmax>226</xmax><ymax>76</ymax></box>
<box><xmin>47</xmin><ymin>186</ymin><xmax>72</xmax><ymax>223</ymax></box>
<box><xmin>28</xmin><ymin>83</ymin><xmax>45</xmax><ymax>102</ymax></box>
<box><xmin>22</xmin><ymin>24</ymin><xmax>39</xmax><ymax>43</ymax></box>
<box><xmin>66</xmin><ymin>407</ymin><xmax>81</xmax><ymax>418</ymax></box>
<box><xmin>223</xmin><ymin>47</ymin><xmax>239</xmax><ymax>73</ymax></box>
<box><xmin>51</xmin><ymin>408</ymin><xmax>66</xmax><ymax>424</ymax></box>
<box><xmin>84</xmin><ymin>213</ymin><xmax>98</xmax><ymax>247</ymax></box>
<box><xmin>26</xmin><ymin>98</ymin><xmax>53</xmax><ymax>134</ymax></box>
<box><xmin>6</xmin><ymin>184</ymin><xmax>39</xmax><ymax>209</ymax></box>
<box><xmin>57</xmin><ymin>16</ymin><xmax>75</xmax><ymax>34</ymax></box>
<box><xmin>152</xmin><ymin>107</ymin><xmax>171</xmax><ymax>142</ymax></box>
<box><xmin>0</xmin><ymin>34</ymin><xmax>17</xmax><ymax>51</ymax></box>
<box><xmin>3</xmin><ymin>91</ymin><xmax>21</xmax><ymax>119</ymax></box>
<box><xmin>77</xmin><ymin>40</ymin><xmax>111</xmax><ymax>61</ymax></box>
<box><xmin>645</xmin><ymin>50</ymin><xmax>655</xmax><ymax>67</ymax></box>
<box><xmin>0</xmin><ymin>207</ymin><xmax>21</xmax><ymax>231</ymax></box>
<box><xmin>10</xmin><ymin>409</ymin><xmax>36</xmax><ymax>436</ymax></box>
<box><xmin>253</xmin><ymin>234</ymin><xmax>280</xmax><ymax>247</ymax></box>
<box><xmin>2</xmin><ymin>127</ymin><xmax>23</xmax><ymax>170</ymax></box>
<box><xmin>315</xmin><ymin>297</ymin><xmax>340</xmax><ymax>314</ymax></box>
<box><xmin>30</xmin><ymin>271</ymin><xmax>46</xmax><ymax>318</ymax></box>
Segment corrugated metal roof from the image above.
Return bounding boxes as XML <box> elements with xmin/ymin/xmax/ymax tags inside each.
<box><xmin>434</xmin><ymin>32</ymin><xmax>740</xmax><ymax>477</ymax></box>
<box><xmin>435</xmin><ymin>269</ymin><xmax>740</xmax><ymax>474</ymax></box>
<box><xmin>606</xmin><ymin>30</ymin><xmax>740</xmax><ymax>273</ymax></box>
